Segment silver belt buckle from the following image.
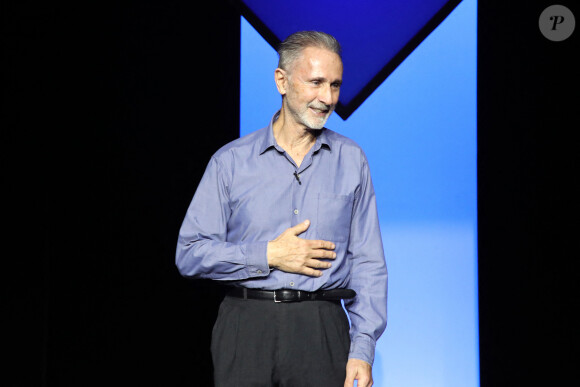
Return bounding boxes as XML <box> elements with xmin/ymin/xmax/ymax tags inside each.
<box><xmin>274</xmin><ymin>290</ymin><xmax>282</xmax><ymax>303</ymax></box>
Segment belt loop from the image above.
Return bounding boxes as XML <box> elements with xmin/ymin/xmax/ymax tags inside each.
<box><xmin>243</xmin><ymin>287</ymin><xmax>247</xmax><ymax>300</ymax></box>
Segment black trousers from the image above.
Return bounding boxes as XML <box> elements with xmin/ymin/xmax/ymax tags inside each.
<box><xmin>211</xmin><ymin>295</ymin><xmax>350</xmax><ymax>387</ymax></box>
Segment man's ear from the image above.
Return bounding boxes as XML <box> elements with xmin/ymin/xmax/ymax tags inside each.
<box><xmin>274</xmin><ymin>68</ymin><xmax>287</xmax><ymax>96</ymax></box>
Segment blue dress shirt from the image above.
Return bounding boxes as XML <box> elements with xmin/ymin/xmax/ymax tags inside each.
<box><xmin>176</xmin><ymin>112</ymin><xmax>388</xmax><ymax>365</ymax></box>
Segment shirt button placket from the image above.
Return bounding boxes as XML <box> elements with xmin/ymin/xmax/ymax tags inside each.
<box><xmin>291</xmin><ymin>168</ymin><xmax>301</xmax><ymax>225</ymax></box>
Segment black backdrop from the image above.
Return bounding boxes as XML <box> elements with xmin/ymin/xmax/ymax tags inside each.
<box><xmin>4</xmin><ymin>0</ymin><xmax>577</xmax><ymax>386</ymax></box>
<box><xmin>478</xmin><ymin>1</ymin><xmax>577</xmax><ymax>385</ymax></box>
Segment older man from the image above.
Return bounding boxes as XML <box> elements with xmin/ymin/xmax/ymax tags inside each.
<box><xmin>176</xmin><ymin>31</ymin><xmax>387</xmax><ymax>387</ymax></box>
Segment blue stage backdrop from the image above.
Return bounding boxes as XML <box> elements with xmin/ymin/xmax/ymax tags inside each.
<box><xmin>240</xmin><ymin>0</ymin><xmax>477</xmax><ymax>385</ymax></box>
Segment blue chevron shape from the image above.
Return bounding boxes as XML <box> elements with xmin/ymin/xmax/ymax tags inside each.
<box><xmin>236</xmin><ymin>0</ymin><xmax>462</xmax><ymax>119</ymax></box>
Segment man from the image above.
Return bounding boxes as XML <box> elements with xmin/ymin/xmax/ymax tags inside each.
<box><xmin>176</xmin><ymin>31</ymin><xmax>387</xmax><ymax>387</ymax></box>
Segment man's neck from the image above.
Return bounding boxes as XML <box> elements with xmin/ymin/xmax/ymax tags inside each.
<box><xmin>272</xmin><ymin>107</ymin><xmax>317</xmax><ymax>167</ymax></box>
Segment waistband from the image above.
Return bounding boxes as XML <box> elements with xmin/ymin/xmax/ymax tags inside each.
<box><xmin>226</xmin><ymin>287</ymin><xmax>356</xmax><ymax>303</ymax></box>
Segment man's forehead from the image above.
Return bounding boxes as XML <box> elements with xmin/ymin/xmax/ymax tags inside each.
<box><xmin>294</xmin><ymin>46</ymin><xmax>343</xmax><ymax>75</ymax></box>
<box><xmin>300</xmin><ymin>46</ymin><xmax>341</xmax><ymax>62</ymax></box>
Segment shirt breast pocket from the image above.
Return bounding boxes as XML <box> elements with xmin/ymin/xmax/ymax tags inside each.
<box><xmin>316</xmin><ymin>192</ymin><xmax>354</xmax><ymax>243</ymax></box>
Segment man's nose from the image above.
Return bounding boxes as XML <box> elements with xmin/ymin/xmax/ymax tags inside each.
<box><xmin>318</xmin><ymin>84</ymin><xmax>333</xmax><ymax>105</ymax></box>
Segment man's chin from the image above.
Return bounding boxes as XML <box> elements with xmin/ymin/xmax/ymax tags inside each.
<box><xmin>305</xmin><ymin>114</ymin><xmax>331</xmax><ymax>130</ymax></box>
<box><xmin>305</xmin><ymin>122</ymin><xmax>326</xmax><ymax>130</ymax></box>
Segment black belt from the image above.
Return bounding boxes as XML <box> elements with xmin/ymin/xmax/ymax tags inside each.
<box><xmin>227</xmin><ymin>287</ymin><xmax>356</xmax><ymax>303</ymax></box>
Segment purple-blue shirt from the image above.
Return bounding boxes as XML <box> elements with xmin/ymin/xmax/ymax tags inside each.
<box><xmin>176</xmin><ymin>112</ymin><xmax>388</xmax><ymax>365</ymax></box>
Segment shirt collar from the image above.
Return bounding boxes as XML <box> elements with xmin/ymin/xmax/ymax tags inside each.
<box><xmin>259</xmin><ymin>111</ymin><xmax>332</xmax><ymax>155</ymax></box>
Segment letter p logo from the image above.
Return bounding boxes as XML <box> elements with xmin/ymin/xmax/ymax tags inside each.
<box><xmin>539</xmin><ymin>5</ymin><xmax>575</xmax><ymax>41</ymax></box>
<box><xmin>550</xmin><ymin>15</ymin><xmax>565</xmax><ymax>30</ymax></box>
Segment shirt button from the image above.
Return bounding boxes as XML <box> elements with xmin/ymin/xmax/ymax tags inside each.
<box><xmin>257</xmin><ymin>270</ymin><xmax>262</xmax><ymax>274</ymax></box>
<box><xmin>289</xmin><ymin>281</ymin><xmax>295</xmax><ymax>286</ymax></box>
<box><xmin>293</xmin><ymin>209</ymin><xmax>299</xmax><ymax>215</ymax></box>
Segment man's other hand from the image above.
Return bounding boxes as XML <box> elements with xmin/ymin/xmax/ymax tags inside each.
<box><xmin>267</xmin><ymin>220</ymin><xmax>336</xmax><ymax>277</ymax></box>
<box><xmin>344</xmin><ymin>358</ymin><xmax>373</xmax><ymax>387</ymax></box>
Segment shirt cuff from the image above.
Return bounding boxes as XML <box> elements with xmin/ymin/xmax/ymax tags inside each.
<box><xmin>348</xmin><ymin>335</ymin><xmax>376</xmax><ymax>365</ymax></box>
<box><xmin>242</xmin><ymin>241</ymin><xmax>270</xmax><ymax>278</ymax></box>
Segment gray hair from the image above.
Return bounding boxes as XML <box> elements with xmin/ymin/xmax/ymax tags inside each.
<box><xmin>277</xmin><ymin>31</ymin><xmax>342</xmax><ymax>72</ymax></box>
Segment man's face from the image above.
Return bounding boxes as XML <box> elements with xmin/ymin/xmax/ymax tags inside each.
<box><xmin>282</xmin><ymin>46</ymin><xmax>343</xmax><ymax>130</ymax></box>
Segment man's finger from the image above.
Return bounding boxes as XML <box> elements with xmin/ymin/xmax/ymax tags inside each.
<box><xmin>301</xmin><ymin>266</ymin><xmax>324</xmax><ymax>277</ymax></box>
<box><xmin>309</xmin><ymin>249</ymin><xmax>336</xmax><ymax>260</ymax></box>
<box><xmin>289</xmin><ymin>219</ymin><xmax>311</xmax><ymax>236</ymax></box>
<box><xmin>312</xmin><ymin>239</ymin><xmax>336</xmax><ymax>250</ymax></box>
<box><xmin>343</xmin><ymin>369</ymin><xmax>355</xmax><ymax>387</ymax></box>
<box><xmin>308</xmin><ymin>259</ymin><xmax>332</xmax><ymax>269</ymax></box>
<box><xmin>303</xmin><ymin>239</ymin><xmax>336</xmax><ymax>252</ymax></box>
<box><xmin>356</xmin><ymin>375</ymin><xmax>372</xmax><ymax>387</ymax></box>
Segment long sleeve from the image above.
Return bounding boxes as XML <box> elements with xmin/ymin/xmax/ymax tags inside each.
<box><xmin>175</xmin><ymin>156</ymin><xmax>270</xmax><ymax>281</ymax></box>
<box><xmin>344</xmin><ymin>156</ymin><xmax>388</xmax><ymax>365</ymax></box>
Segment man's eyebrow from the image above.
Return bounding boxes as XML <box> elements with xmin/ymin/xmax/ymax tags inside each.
<box><xmin>309</xmin><ymin>76</ymin><xmax>342</xmax><ymax>85</ymax></box>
